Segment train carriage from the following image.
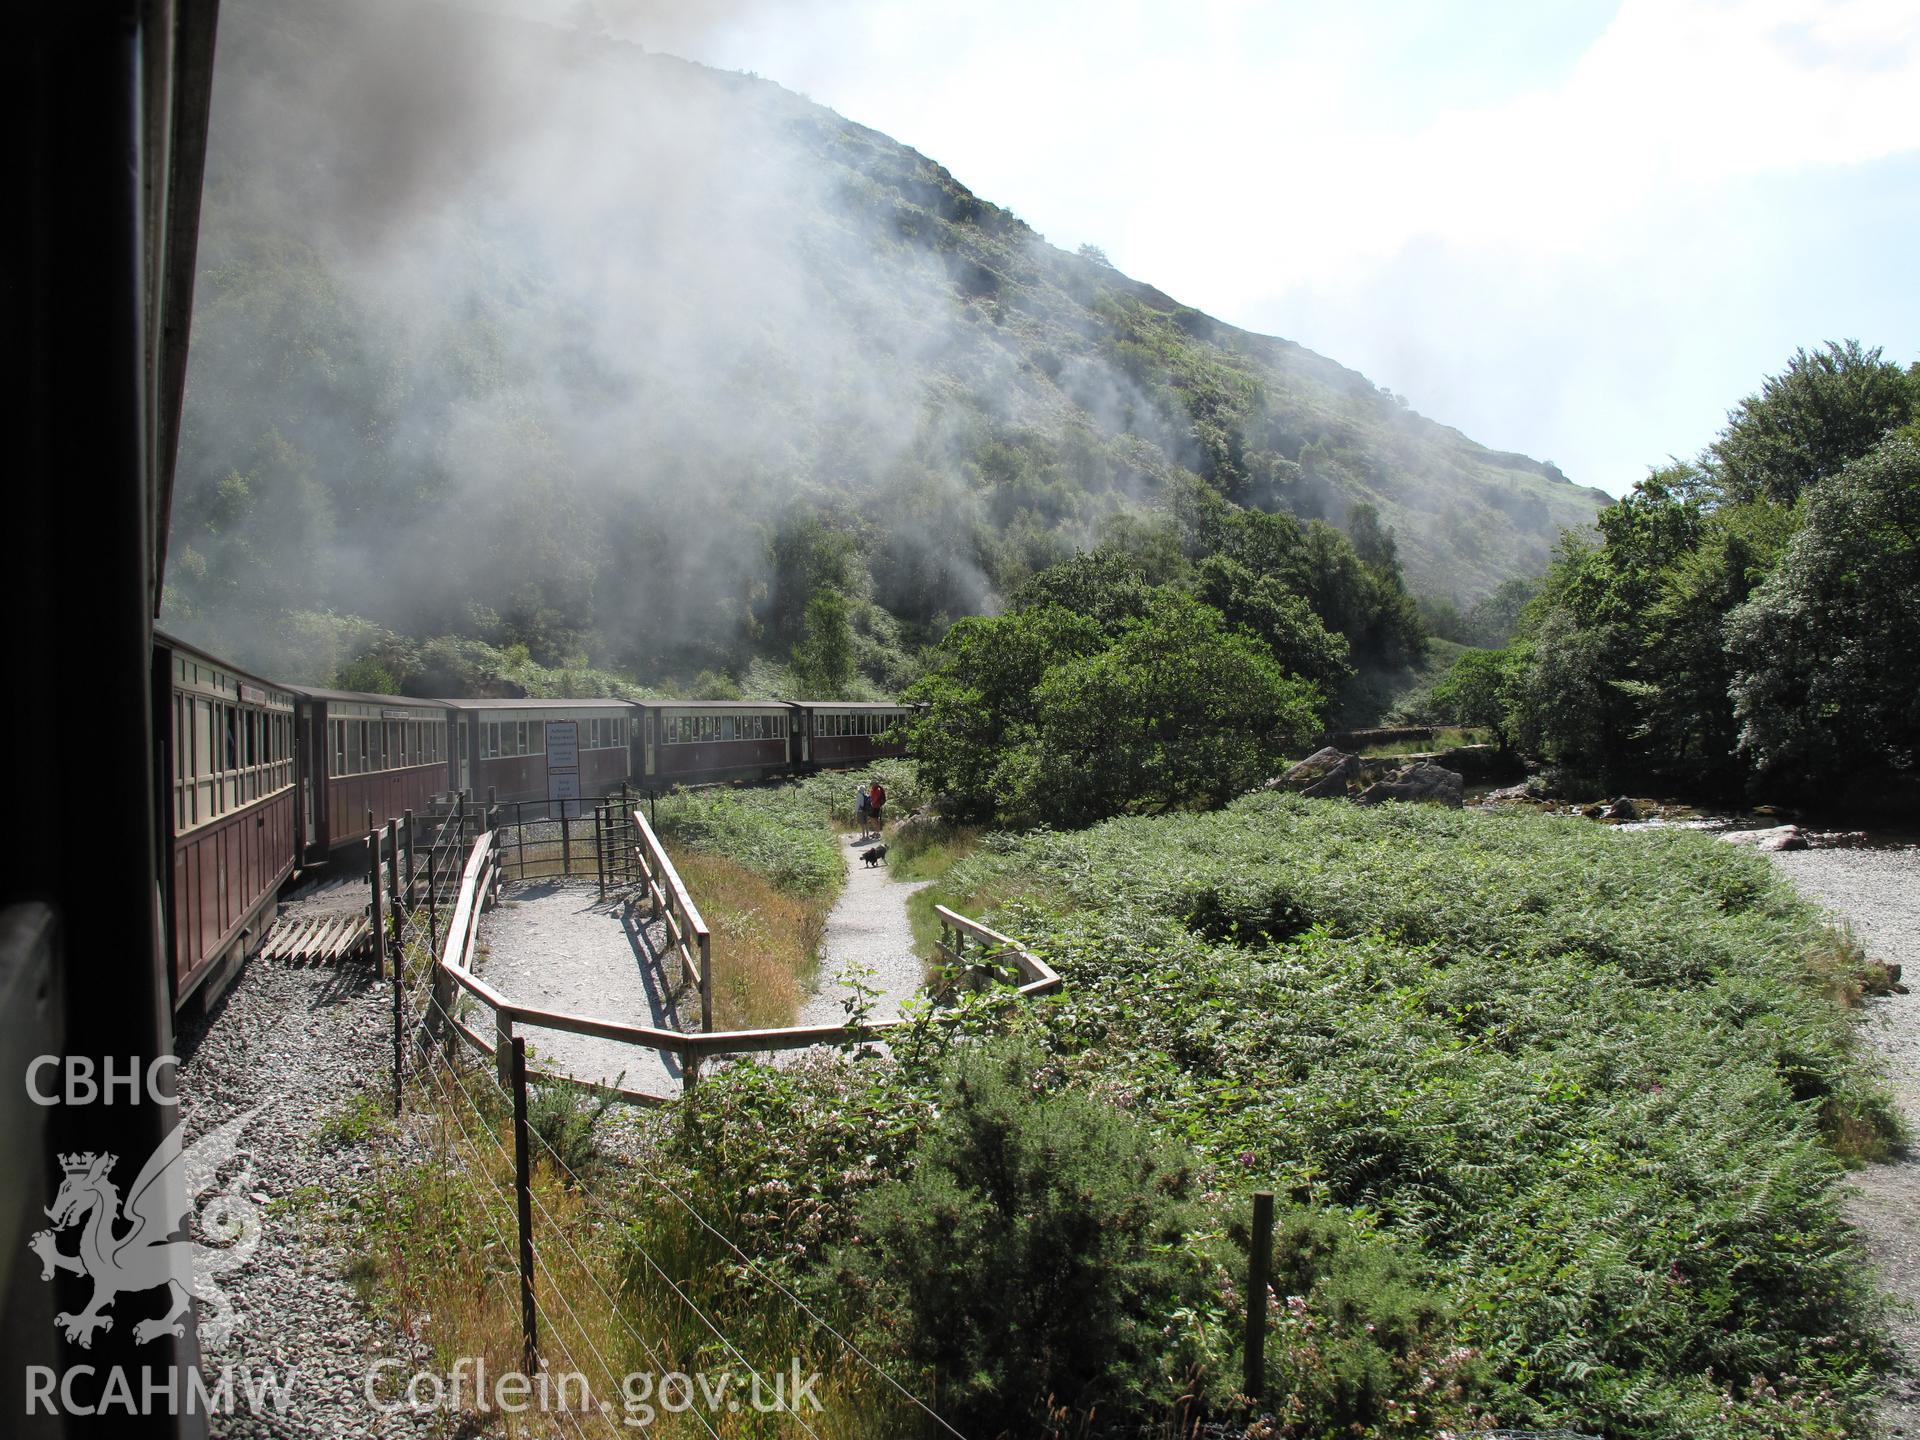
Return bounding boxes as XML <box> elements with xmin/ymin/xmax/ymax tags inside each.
<box><xmin>789</xmin><ymin>701</ymin><xmax>913</xmax><ymax>769</ymax></box>
<box><xmin>154</xmin><ymin>631</ymin><xmax>300</xmax><ymax>1004</ymax></box>
<box><xmin>634</xmin><ymin>700</ymin><xmax>796</xmax><ymax>787</ymax></box>
<box><xmin>453</xmin><ymin>698</ymin><xmax>635</xmax><ymax>809</ymax></box>
<box><xmin>296</xmin><ymin>688</ymin><xmax>454</xmax><ymax>862</ymax></box>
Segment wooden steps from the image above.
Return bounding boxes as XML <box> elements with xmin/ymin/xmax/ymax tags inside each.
<box><xmin>257</xmin><ymin>910</ymin><xmax>373</xmax><ymax>965</ymax></box>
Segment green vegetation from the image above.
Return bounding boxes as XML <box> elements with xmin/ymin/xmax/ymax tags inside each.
<box><xmin>605</xmin><ymin>793</ymin><xmax>1900</xmax><ymax>1438</ymax></box>
<box><xmin>905</xmin><ymin>486</ymin><xmax>1431</xmax><ymax>826</ymax></box>
<box><xmin>1470</xmin><ymin>341</ymin><xmax>1920</xmax><ymax>803</ymax></box>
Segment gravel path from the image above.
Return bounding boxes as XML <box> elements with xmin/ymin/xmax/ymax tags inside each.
<box><xmin>476</xmin><ymin>878</ymin><xmax>685</xmax><ymax>1098</ymax></box>
<box><xmin>175</xmin><ymin>911</ymin><xmax>442</xmax><ymax>1438</ymax></box>
<box><xmin>793</xmin><ymin>833</ymin><xmax>932</xmax><ymax>1028</ymax></box>
<box><xmin>1769</xmin><ymin>842</ymin><xmax>1920</xmax><ymax>1436</ymax></box>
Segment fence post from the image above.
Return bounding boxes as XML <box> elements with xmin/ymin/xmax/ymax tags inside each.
<box><xmin>561</xmin><ymin>810</ymin><xmax>571</xmax><ymax>878</ymax></box>
<box><xmin>698</xmin><ymin>931</ymin><xmax>712</xmax><ymax>1034</ymax></box>
<box><xmin>391</xmin><ymin>937</ymin><xmax>405</xmax><ymax>1118</ymax></box>
<box><xmin>594</xmin><ymin>805</ymin><xmax>604</xmax><ymax>897</ymax></box>
<box><xmin>385</xmin><ymin>818</ymin><xmax>402</xmax><ymax>950</ymax></box>
<box><xmin>510</xmin><ymin>1037</ymin><xmax>538</xmax><ymax>1376</ymax></box>
<box><xmin>403</xmin><ymin>808</ymin><xmax>416</xmax><ymax>909</ymax></box>
<box><xmin>1245</xmin><ymin>1190</ymin><xmax>1274</xmax><ymax>1403</ymax></box>
<box><xmin>368</xmin><ymin>831</ymin><xmax>386</xmax><ymax>981</ymax></box>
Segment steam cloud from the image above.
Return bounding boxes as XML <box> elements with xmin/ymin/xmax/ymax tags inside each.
<box><xmin>169</xmin><ymin>0</ymin><xmax>1180</xmax><ymax>686</ymax></box>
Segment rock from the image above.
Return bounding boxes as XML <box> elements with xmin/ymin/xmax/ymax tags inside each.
<box><xmin>1269</xmin><ymin>747</ymin><xmax>1359</xmax><ymax>799</ymax></box>
<box><xmin>1603</xmin><ymin>796</ymin><xmax>1637</xmax><ymax>821</ymax></box>
<box><xmin>1720</xmin><ymin>823</ymin><xmax>1807</xmax><ymax>852</ymax></box>
<box><xmin>1581</xmin><ymin>803</ymin><xmax>1606</xmax><ymax>819</ymax></box>
<box><xmin>1354</xmin><ymin>760</ymin><xmax>1464</xmax><ymax>809</ymax></box>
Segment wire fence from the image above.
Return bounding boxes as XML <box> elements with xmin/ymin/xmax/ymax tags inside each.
<box><xmin>357</xmin><ymin>829</ymin><xmax>962</xmax><ymax>1439</ymax></box>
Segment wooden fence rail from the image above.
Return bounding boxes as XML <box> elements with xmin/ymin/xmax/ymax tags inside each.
<box><xmin>427</xmin><ymin>832</ymin><xmax>1059</xmax><ymax>1100</ymax></box>
<box><xmin>630</xmin><ymin>807</ymin><xmax>711</xmax><ymax>1033</ymax></box>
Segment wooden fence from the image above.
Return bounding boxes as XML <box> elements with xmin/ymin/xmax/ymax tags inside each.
<box><xmin>428</xmin><ymin>831</ymin><xmax>1059</xmax><ymax>1099</ymax></box>
<box><xmin>630</xmin><ymin>807</ymin><xmax>711</xmax><ymax>1032</ymax></box>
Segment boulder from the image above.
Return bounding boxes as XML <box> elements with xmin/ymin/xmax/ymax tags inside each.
<box><xmin>1602</xmin><ymin>796</ymin><xmax>1637</xmax><ymax>822</ymax></box>
<box><xmin>1354</xmin><ymin>760</ymin><xmax>1464</xmax><ymax>809</ymax></box>
<box><xmin>1720</xmin><ymin>823</ymin><xmax>1807</xmax><ymax>852</ymax></box>
<box><xmin>1269</xmin><ymin>747</ymin><xmax>1359</xmax><ymax>799</ymax></box>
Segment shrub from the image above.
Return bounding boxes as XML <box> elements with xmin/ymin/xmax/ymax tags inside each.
<box><xmin>526</xmin><ymin>1079</ymin><xmax>619</xmax><ymax>1183</ymax></box>
<box><xmin>829</xmin><ymin>1042</ymin><xmax>1217</xmax><ymax>1435</ymax></box>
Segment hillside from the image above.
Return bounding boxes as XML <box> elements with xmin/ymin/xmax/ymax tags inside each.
<box><xmin>162</xmin><ymin>0</ymin><xmax>1607</xmax><ymax>688</ymax></box>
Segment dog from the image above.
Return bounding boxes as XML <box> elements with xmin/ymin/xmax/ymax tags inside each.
<box><xmin>860</xmin><ymin>844</ymin><xmax>888</xmax><ymax>868</ymax></box>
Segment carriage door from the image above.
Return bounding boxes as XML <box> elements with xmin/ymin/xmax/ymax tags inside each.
<box><xmin>457</xmin><ymin>719</ymin><xmax>470</xmax><ymax>793</ymax></box>
<box><xmin>297</xmin><ymin>709</ymin><xmax>317</xmax><ymax>850</ymax></box>
<box><xmin>643</xmin><ymin>714</ymin><xmax>655</xmax><ymax>777</ymax></box>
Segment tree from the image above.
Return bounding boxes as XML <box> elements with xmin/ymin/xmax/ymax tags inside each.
<box><xmin>1727</xmin><ymin>430</ymin><xmax>1920</xmax><ymax>790</ymax></box>
<box><xmin>906</xmin><ymin>590</ymin><xmax>1320</xmax><ymax>827</ymax></box>
<box><xmin>1029</xmin><ymin>591</ymin><xmax>1321</xmax><ymax>826</ymax></box>
<box><xmin>792</xmin><ymin>590</ymin><xmax>854</xmax><ymax>697</ymax></box>
<box><xmin>1195</xmin><ymin>554</ymin><xmax>1351</xmax><ymax>697</ymax></box>
<box><xmin>1428</xmin><ymin>647</ymin><xmax>1516</xmax><ymax>747</ymax></box>
<box><xmin>1710</xmin><ymin>340</ymin><xmax>1915</xmax><ymax>506</ymax></box>
<box><xmin>904</xmin><ymin>606</ymin><xmax>1107</xmax><ymax>821</ymax></box>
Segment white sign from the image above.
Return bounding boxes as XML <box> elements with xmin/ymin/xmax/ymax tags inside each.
<box><xmin>544</xmin><ymin>720</ymin><xmax>579</xmax><ymax>769</ymax></box>
<box><xmin>547</xmin><ymin>755</ymin><xmax>581</xmax><ymax>818</ymax></box>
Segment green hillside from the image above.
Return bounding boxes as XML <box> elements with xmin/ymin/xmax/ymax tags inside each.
<box><xmin>163</xmin><ymin>0</ymin><xmax>1605</xmax><ymax>691</ymax></box>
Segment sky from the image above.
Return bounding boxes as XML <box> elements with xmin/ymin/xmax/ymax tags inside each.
<box><xmin>527</xmin><ymin>0</ymin><xmax>1920</xmax><ymax>497</ymax></box>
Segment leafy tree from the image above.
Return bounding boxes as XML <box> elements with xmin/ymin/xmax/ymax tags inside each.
<box><xmin>1465</xmin><ymin>574</ymin><xmax>1539</xmax><ymax>647</ymax></box>
<box><xmin>1710</xmin><ymin>340</ymin><xmax>1915</xmax><ymax>506</ymax></box>
<box><xmin>1428</xmin><ymin>647</ymin><xmax>1516</xmax><ymax>746</ymax></box>
<box><xmin>792</xmin><ymin>590</ymin><xmax>854</xmax><ymax>697</ymax></box>
<box><xmin>1727</xmin><ymin>430</ymin><xmax>1920</xmax><ymax>790</ymax></box>
<box><xmin>1194</xmin><ymin>554</ymin><xmax>1351</xmax><ymax>697</ymax></box>
<box><xmin>905</xmin><ymin>606</ymin><xmax>1107</xmax><ymax>820</ymax></box>
<box><xmin>1030</xmin><ymin>591</ymin><xmax>1322</xmax><ymax>826</ymax></box>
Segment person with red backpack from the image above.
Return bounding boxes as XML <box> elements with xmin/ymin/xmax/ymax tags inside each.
<box><xmin>867</xmin><ymin>778</ymin><xmax>886</xmax><ymax>833</ymax></box>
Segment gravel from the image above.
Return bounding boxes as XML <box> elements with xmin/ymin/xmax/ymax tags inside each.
<box><xmin>1768</xmin><ymin>841</ymin><xmax>1920</xmax><ymax>1436</ymax></box>
<box><xmin>792</xmin><ymin>833</ymin><xmax>932</xmax><ymax>1029</ymax></box>
<box><xmin>476</xmin><ymin>878</ymin><xmax>683</xmax><ymax>1098</ymax></box>
<box><xmin>174</xmin><ymin>901</ymin><xmax>442</xmax><ymax>1438</ymax></box>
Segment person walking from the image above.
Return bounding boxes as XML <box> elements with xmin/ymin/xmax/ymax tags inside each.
<box><xmin>855</xmin><ymin>782</ymin><xmax>871</xmax><ymax>840</ymax></box>
<box><xmin>867</xmin><ymin>778</ymin><xmax>887</xmax><ymax>835</ymax></box>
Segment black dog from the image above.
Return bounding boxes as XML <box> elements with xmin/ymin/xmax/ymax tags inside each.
<box><xmin>861</xmin><ymin>844</ymin><xmax>888</xmax><ymax>868</ymax></box>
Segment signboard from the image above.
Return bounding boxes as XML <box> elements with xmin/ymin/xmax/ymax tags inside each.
<box><xmin>238</xmin><ymin>683</ymin><xmax>266</xmax><ymax>705</ymax></box>
<box><xmin>546</xmin><ymin>767</ymin><xmax>581</xmax><ymax>818</ymax></box>
<box><xmin>544</xmin><ymin>720</ymin><xmax>579</xmax><ymax>770</ymax></box>
<box><xmin>545</xmin><ymin>719</ymin><xmax>581</xmax><ymax>818</ymax></box>
<box><xmin>380</xmin><ymin>707</ymin><xmax>413</xmax><ymax>721</ymax></box>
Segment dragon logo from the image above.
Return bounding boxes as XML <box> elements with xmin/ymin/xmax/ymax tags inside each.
<box><xmin>28</xmin><ymin>1106</ymin><xmax>265</xmax><ymax>1349</ymax></box>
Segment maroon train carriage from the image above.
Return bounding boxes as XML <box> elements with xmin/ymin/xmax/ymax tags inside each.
<box><xmin>789</xmin><ymin>701</ymin><xmax>913</xmax><ymax>769</ymax></box>
<box><xmin>295</xmin><ymin>688</ymin><xmax>454</xmax><ymax>862</ymax></box>
<box><xmin>634</xmin><ymin>700</ymin><xmax>797</xmax><ymax>787</ymax></box>
<box><xmin>154</xmin><ymin>631</ymin><xmax>301</xmax><ymax>1005</ymax></box>
<box><xmin>454</xmin><ymin>698</ymin><xmax>635</xmax><ymax>810</ymax></box>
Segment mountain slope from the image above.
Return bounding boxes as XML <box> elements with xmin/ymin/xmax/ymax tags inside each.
<box><xmin>164</xmin><ymin>0</ymin><xmax>1606</xmax><ymax>684</ymax></box>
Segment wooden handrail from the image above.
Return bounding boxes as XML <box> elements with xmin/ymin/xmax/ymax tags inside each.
<box><xmin>429</xmin><ymin>832</ymin><xmax>1058</xmax><ymax>1099</ymax></box>
<box><xmin>631</xmin><ymin>806</ymin><xmax>712</xmax><ymax>1032</ymax></box>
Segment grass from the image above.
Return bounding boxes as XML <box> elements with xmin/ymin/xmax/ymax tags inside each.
<box><xmin>339</xmin><ymin>1058</ymin><xmax>905</xmax><ymax>1437</ymax></box>
<box><xmin>675</xmin><ymin>850</ymin><xmax>827</xmax><ymax>1030</ymax></box>
<box><xmin>1355</xmin><ymin>724</ymin><xmax>1493</xmax><ymax>757</ymax></box>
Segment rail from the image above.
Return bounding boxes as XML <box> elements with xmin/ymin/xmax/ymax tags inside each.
<box><xmin>427</xmin><ymin>834</ymin><xmax>1058</xmax><ymax>1099</ymax></box>
<box><xmin>631</xmin><ymin>806</ymin><xmax>711</xmax><ymax>1032</ymax></box>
